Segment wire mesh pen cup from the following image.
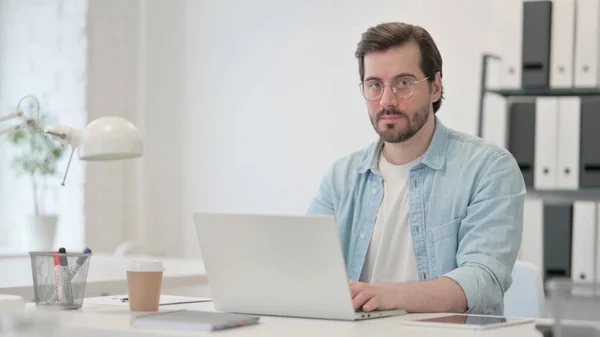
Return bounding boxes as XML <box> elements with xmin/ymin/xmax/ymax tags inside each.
<box><xmin>29</xmin><ymin>251</ymin><xmax>92</xmax><ymax>310</ymax></box>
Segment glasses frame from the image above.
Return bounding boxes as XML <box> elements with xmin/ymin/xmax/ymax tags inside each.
<box><xmin>359</xmin><ymin>76</ymin><xmax>430</xmax><ymax>101</ymax></box>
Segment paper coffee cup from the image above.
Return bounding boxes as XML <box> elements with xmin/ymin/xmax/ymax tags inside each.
<box><xmin>126</xmin><ymin>260</ymin><xmax>164</xmax><ymax>312</ymax></box>
<box><xmin>126</xmin><ymin>260</ymin><xmax>164</xmax><ymax>273</ymax></box>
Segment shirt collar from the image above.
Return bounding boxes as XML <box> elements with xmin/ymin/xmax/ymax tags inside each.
<box><xmin>356</xmin><ymin>116</ymin><xmax>450</xmax><ymax>174</ymax></box>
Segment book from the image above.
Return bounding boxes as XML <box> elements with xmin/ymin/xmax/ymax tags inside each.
<box><xmin>131</xmin><ymin>309</ymin><xmax>260</xmax><ymax>331</ymax></box>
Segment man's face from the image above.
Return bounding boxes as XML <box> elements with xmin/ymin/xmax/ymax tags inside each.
<box><xmin>363</xmin><ymin>43</ymin><xmax>439</xmax><ymax>143</ymax></box>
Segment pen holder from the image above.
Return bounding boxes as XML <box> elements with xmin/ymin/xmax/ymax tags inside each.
<box><xmin>29</xmin><ymin>251</ymin><xmax>92</xmax><ymax>310</ymax></box>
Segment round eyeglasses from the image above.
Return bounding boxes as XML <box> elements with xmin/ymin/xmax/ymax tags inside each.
<box><xmin>359</xmin><ymin>76</ymin><xmax>429</xmax><ymax>101</ymax></box>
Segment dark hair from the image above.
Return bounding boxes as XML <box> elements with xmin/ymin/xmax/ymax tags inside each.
<box><xmin>355</xmin><ymin>22</ymin><xmax>444</xmax><ymax>113</ymax></box>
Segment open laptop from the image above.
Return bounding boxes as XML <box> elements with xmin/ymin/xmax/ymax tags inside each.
<box><xmin>192</xmin><ymin>212</ymin><xmax>406</xmax><ymax>321</ymax></box>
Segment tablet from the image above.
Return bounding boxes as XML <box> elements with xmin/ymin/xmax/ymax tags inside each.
<box><xmin>402</xmin><ymin>314</ymin><xmax>535</xmax><ymax>330</ymax></box>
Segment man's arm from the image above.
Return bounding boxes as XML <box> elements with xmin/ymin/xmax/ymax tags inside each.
<box><xmin>350</xmin><ymin>277</ymin><xmax>467</xmax><ymax>313</ymax></box>
<box><xmin>306</xmin><ymin>168</ymin><xmax>336</xmax><ymax>216</ymax></box>
<box><xmin>442</xmin><ymin>151</ymin><xmax>526</xmax><ymax>314</ymax></box>
<box><xmin>351</xmin><ymin>150</ymin><xmax>525</xmax><ymax>314</ymax></box>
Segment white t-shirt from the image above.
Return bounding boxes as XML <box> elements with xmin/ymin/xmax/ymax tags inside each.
<box><xmin>359</xmin><ymin>151</ymin><xmax>420</xmax><ymax>284</ymax></box>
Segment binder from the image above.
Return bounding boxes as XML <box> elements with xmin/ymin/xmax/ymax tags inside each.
<box><xmin>543</xmin><ymin>204</ymin><xmax>573</xmax><ymax>282</ymax></box>
<box><xmin>520</xmin><ymin>199</ymin><xmax>544</xmax><ymax>271</ymax></box>
<box><xmin>497</xmin><ymin>0</ymin><xmax>523</xmax><ymax>89</ymax></box>
<box><xmin>534</xmin><ymin>97</ymin><xmax>559</xmax><ymax>190</ymax></box>
<box><xmin>521</xmin><ymin>0</ymin><xmax>552</xmax><ymax>87</ymax></box>
<box><xmin>579</xmin><ymin>98</ymin><xmax>600</xmax><ymax>188</ymax></box>
<box><xmin>571</xmin><ymin>201</ymin><xmax>597</xmax><ymax>283</ymax></box>
<box><xmin>595</xmin><ymin>203</ymin><xmax>600</xmax><ymax>282</ymax></box>
<box><xmin>574</xmin><ymin>0</ymin><xmax>600</xmax><ymax>87</ymax></box>
<box><xmin>507</xmin><ymin>101</ymin><xmax>536</xmax><ymax>187</ymax></box>
<box><xmin>556</xmin><ymin>97</ymin><xmax>581</xmax><ymax>190</ymax></box>
<box><xmin>482</xmin><ymin>94</ymin><xmax>509</xmax><ymax>150</ymax></box>
<box><xmin>550</xmin><ymin>0</ymin><xmax>576</xmax><ymax>88</ymax></box>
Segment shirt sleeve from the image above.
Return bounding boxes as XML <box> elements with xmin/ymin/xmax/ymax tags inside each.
<box><xmin>441</xmin><ymin>150</ymin><xmax>526</xmax><ymax>315</ymax></box>
<box><xmin>306</xmin><ymin>168</ymin><xmax>336</xmax><ymax>216</ymax></box>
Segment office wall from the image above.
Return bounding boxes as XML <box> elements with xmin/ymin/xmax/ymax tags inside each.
<box><xmin>80</xmin><ymin>0</ymin><xmax>523</xmax><ymax>257</ymax></box>
<box><xmin>177</xmin><ymin>0</ymin><xmax>518</xmax><ymax>257</ymax></box>
<box><xmin>83</xmin><ymin>0</ymin><xmax>187</xmax><ymax>256</ymax></box>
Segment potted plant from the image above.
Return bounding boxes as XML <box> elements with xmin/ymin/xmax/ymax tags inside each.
<box><xmin>7</xmin><ymin>111</ymin><xmax>65</xmax><ymax>251</ymax></box>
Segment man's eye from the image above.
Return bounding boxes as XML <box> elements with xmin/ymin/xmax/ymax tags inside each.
<box><xmin>396</xmin><ymin>80</ymin><xmax>410</xmax><ymax>87</ymax></box>
<box><xmin>369</xmin><ymin>82</ymin><xmax>382</xmax><ymax>89</ymax></box>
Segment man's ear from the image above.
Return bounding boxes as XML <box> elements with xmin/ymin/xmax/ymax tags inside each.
<box><xmin>431</xmin><ymin>71</ymin><xmax>442</xmax><ymax>102</ymax></box>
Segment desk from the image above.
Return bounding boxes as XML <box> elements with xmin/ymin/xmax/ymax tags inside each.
<box><xmin>22</xmin><ymin>300</ymin><xmax>545</xmax><ymax>337</ymax></box>
<box><xmin>0</xmin><ymin>254</ymin><xmax>207</xmax><ymax>300</ymax></box>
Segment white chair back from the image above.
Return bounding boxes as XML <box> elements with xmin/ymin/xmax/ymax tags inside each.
<box><xmin>504</xmin><ymin>260</ymin><xmax>546</xmax><ymax>318</ymax></box>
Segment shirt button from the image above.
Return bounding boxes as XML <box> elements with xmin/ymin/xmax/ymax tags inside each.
<box><xmin>372</xmin><ymin>188</ymin><xmax>378</xmax><ymax>195</ymax></box>
<box><xmin>360</xmin><ymin>234</ymin><xmax>366</xmax><ymax>239</ymax></box>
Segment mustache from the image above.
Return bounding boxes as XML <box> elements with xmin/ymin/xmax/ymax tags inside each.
<box><xmin>376</xmin><ymin>108</ymin><xmax>406</xmax><ymax>120</ymax></box>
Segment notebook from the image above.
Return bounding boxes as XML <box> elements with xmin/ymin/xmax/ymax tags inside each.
<box><xmin>131</xmin><ymin>309</ymin><xmax>260</xmax><ymax>331</ymax></box>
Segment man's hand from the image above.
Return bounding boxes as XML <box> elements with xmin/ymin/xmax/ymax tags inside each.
<box><xmin>349</xmin><ymin>281</ymin><xmax>400</xmax><ymax>312</ymax></box>
<box><xmin>348</xmin><ymin>278</ymin><xmax>468</xmax><ymax>313</ymax></box>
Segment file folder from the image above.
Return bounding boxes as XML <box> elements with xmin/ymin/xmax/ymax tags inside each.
<box><xmin>550</xmin><ymin>0</ymin><xmax>576</xmax><ymax>88</ymax></box>
<box><xmin>579</xmin><ymin>98</ymin><xmax>600</xmax><ymax>188</ymax></box>
<box><xmin>571</xmin><ymin>201</ymin><xmax>596</xmax><ymax>283</ymax></box>
<box><xmin>543</xmin><ymin>204</ymin><xmax>573</xmax><ymax>282</ymax></box>
<box><xmin>534</xmin><ymin>97</ymin><xmax>559</xmax><ymax>190</ymax></box>
<box><xmin>574</xmin><ymin>0</ymin><xmax>600</xmax><ymax>87</ymax></box>
<box><xmin>522</xmin><ymin>0</ymin><xmax>552</xmax><ymax>87</ymax></box>
<box><xmin>507</xmin><ymin>101</ymin><xmax>536</xmax><ymax>187</ymax></box>
<box><xmin>520</xmin><ymin>199</ymin><xmax>544</xmax><ymax>271</ymax></box>
<box><xmin>556</xmin><ymin>97</ymin><xmax>581</xmax><ymax>190</ymax></box>
<box><xmin>497</xmin><ymin>0</ymin><xmax>523</xmax><ymax>89</ymax></box>
<box><xmin>482</xmin><ymin>94</ymin><xmax>509</xmax><ymax>149</ymax></box>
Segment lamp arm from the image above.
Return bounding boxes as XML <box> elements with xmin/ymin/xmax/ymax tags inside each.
<box><xmin>43</xmin><ymin>125</ymin><xmax>82</xmax><ymax>147</ymax></box>
<box><xmin>0</xmin><ymin>111</ymin><xmax>24</xmax><ymax>123</ymax></box>
<box><xmin>0</xmin><ymin>95</ymin><xmax>43</xmax><ymax>136</ymax></box>
<box><xmin>43</xmin><ymin>125</ymin><xmax>82</xmax><ymax>187</ymax></box>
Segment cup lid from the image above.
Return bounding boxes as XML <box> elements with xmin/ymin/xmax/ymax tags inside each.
<box><xmin>126</xmin><ymin>260</ymin><xmax>164</xmax><ymax>272</ymax></box>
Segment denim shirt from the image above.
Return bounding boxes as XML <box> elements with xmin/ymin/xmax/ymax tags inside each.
<box><xmin>307</xmin><ymin>116</ymin><xmax>526</xmax><ymax>315</ymax></box>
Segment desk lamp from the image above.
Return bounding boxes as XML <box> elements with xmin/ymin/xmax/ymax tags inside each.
<box><xmin>0</xmin><ymin>95</ymin><xmax>144</xmax><ymax>185</ymax></box>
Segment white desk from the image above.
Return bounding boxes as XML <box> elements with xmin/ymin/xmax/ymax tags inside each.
<box><xmin>0</xmin><ymin>254</ymin><xmax>207</xmax><ymax>300</ymax></box>
<box><xmin>21</xmin><ymin>300</ymin><xmax>546</xmax><ymax>337</ymax></box>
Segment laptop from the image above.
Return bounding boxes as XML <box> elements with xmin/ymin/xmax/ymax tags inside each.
<box><xmin>192</xmin><ymin>212</ymin><xmax>406</xmax><ymax>321</ymax></box>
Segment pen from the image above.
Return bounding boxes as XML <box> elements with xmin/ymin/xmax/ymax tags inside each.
<box><xmin>59</xmin><ymin>248</ymin><xmax>74</xmax><ymax>305</ymax></box>
<box><xmin>47</xmin><ymin>247</ymin><xmax>92</xmax><ymax>305</ymax></box>
<box><xmin>68</xmin><ymin>247</ymin><xmax>92</xmax><ymax>280</ymax></box>
<box><xmin>53</xmin><ymin>251</ymin><xmax>66</xmax><ymax>305</ymax></box>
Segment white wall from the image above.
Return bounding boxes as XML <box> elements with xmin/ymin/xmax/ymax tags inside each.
<box><xmin>0</xmin><ymin>0</ymin><xmax>87</xmax><ymax>253</ymax></box>
<box><xmin>177</xmin><ymin>0</ymin><xmax>518</xmax><ymax>257</ymax></box>
<box><xmin>83</xmin><ymin>0</ymin><xmax>187</xmax><ymax>256</ymax></box>
<box><xmin>63</xmin><ymin>0</ymin><xmax>522</xmax><ymax>258</ymax></box>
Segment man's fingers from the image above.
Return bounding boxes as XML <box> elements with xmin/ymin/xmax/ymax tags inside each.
<box><xmin>361</xmin><ymin>297</ymin><xmax>379</xmax><ymax>312</ymax></box>
<box><xmin>349</xmin><ymin>282</ymin><xmax>367</xmax><ymax>297</ymax></box>
<box><xmin>352</xmin><ymin>290</ymin><xmax>372</xmax><ymax>310</ymax></box>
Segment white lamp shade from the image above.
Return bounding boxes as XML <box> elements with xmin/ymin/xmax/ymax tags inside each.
<box><xmin>78</xmin><ymin>116</ymin><xmax>144</xmax><ymax>161</ymax></box>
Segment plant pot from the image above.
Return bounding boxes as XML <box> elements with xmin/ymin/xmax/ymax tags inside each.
<box><xmin>22</xmin><ymin>215</ymin><xmax>58</xmax><ymax>251</ymax></box>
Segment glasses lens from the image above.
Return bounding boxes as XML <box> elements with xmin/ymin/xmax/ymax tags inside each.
<box><xmin>392</xmin><ymin>79</ymin><xmax>414</xmax><ymax>99</ymax></box>
<box><xmin>362</xmin><ymin>80</ymin><xmax>382</xmax><ymax>101</ymax></box>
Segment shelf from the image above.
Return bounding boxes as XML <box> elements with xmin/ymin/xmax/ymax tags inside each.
<box><xmin>526</xmin><ymin>188</ymin><xmax>600</xmax><ymax>203</ymax></box>
<box><xmin>486</xmin><ymin>87</ymin><xmax>600</xmax><ymax>97</ymax></box>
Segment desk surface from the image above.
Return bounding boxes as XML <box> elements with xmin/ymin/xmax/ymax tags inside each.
<box><xmin>23</xmin><ymin>300</ymin><xmax>546</xmax><ymax>337</ymax></box>
<box><xmin>0</xmin><ymin>254</ymin><xmax>206</xmax><ymax>300</ymax></box>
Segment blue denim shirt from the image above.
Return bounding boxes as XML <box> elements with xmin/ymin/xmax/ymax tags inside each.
<box><xmin>307</xmin><ymin>116</ymin><xmax>525</xmax><ymax>315</ymax></box>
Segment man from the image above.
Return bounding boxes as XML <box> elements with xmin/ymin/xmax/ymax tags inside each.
<box><xmin>307</xmin><ymin>22</ymin><xmax>525</xmax><ymax>316</ymax></box>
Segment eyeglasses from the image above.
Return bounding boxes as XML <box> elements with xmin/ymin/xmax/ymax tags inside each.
<box><xmin>359</xmin><ymin>76</ymin><xmax>429</xmax><ymax>101</ymax></box>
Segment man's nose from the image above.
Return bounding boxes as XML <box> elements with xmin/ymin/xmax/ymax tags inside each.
<box><xmin>379</xmin><ymin>85</ymin><xmax>398</xmax><ymax>108</ymax></box>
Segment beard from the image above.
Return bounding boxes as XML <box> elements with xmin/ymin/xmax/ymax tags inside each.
<box><xmin>370</xmin><ymin>103</ymin><xmax>430</xmax><ymax>143</ymax></box>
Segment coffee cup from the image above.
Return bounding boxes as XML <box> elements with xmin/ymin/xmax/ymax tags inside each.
<box><xmin>125</xmin><ymin>260</ymin><xmax>164</xmax><ymax>312</ymax></box>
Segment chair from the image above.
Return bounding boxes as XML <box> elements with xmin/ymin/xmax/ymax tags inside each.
<box><xmin>504</xmin><ymin>260</ymin><xmax>546</xmax><ymax>318</ymax></box>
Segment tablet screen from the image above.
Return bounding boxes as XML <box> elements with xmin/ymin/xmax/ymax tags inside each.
<box><xmin>416</xmin><ymin>315</ymin><xmax>507</xmax><ymax>325</ymax></box>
